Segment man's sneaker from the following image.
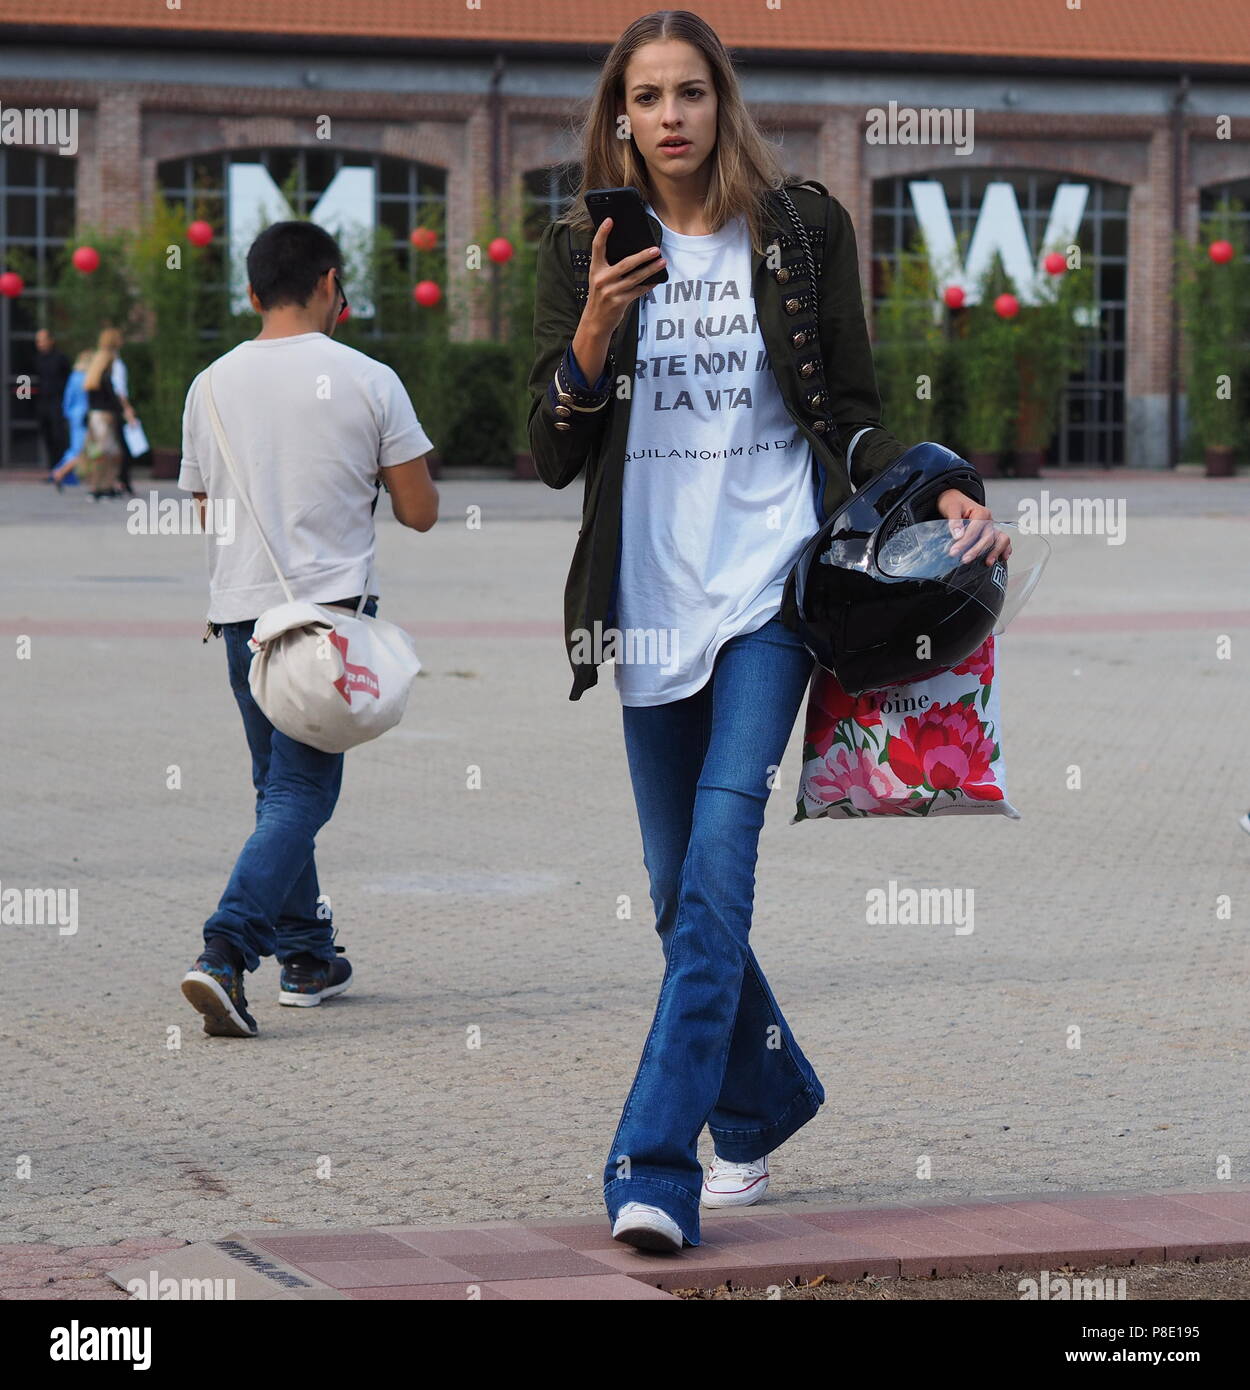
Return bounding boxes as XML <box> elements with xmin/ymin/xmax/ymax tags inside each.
<box><xmin>612</xmin><ymin>1201</ymin><xmax>684</xmax><ymax>1253</ymax></box>
<box><xmin>278</xmin><ymin>946</ymin><xmax>352</xmax><ymax>1007</ymax></box>
<box><xmin>181</xmin><ymin>942</ymin><xmax>257</xmax><ymax>1038</ymax></box>
<box><xmin>701</xmin><ymin>1153</ymin><xmax>769</xmax><ymax>1208</ymax></box>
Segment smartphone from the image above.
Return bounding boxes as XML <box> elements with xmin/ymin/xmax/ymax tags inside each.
<box><xmin>585</xmin><ymin>186</ymin><xmax>669</xmax><ymax>288</ymax></box>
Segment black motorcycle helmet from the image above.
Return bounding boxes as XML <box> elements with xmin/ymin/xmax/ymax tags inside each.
<box><xmin>785</xmin><ymin>442</ymin><xmax>1035</xmax><ymax>695</ymax></box>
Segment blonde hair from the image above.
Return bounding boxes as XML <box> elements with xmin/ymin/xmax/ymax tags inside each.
<box><xmin>84</xmin><ymin>328</ymin><xmax>122</xmax><ymax>392</ymax></box>
<box><xmin>555</xmin><ymin>9</ymin><xmax>790</xmax><ymax>254</ymax></box>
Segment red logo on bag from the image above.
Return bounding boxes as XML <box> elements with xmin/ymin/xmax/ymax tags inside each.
<box><xmin>328</xmin><ymin>630</ymin><xmax>380</xmax><ymax>704</ymax></box>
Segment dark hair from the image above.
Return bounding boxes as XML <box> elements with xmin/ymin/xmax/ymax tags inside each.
<box><xmin>246</xmin><ymin>220</ymin><xmax>343</xmax><ymax>311</ymax></box>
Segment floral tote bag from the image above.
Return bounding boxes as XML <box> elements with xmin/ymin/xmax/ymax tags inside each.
<box><xmin>793</xmin><ymin>634</ymin><xmax>1020</xmax><ymax>821</ymax></box>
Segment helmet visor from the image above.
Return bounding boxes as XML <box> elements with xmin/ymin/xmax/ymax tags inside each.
<box><xmin>874</xmin><ymin>519</ymin><xmax>1050</xmax><ymax>633</ymax></box>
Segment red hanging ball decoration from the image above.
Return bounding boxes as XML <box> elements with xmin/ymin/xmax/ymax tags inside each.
<box><xmin>413</xmin><ymin>280</ymin><xmax>441</xmax><ymax>307</ymax></box>
<box><xmin>943</xmin><ymin>284</ymin><xmax>966</xmax><ymax>310</ymax></box>
<box><xmin>410</xmin><ymin>227</ymin><xmax>438</xmax><ymax>252</ymax></box>
<box><xmin>487</xmin><ymin>237</ymin><xmax>514</xmax><ymax>265</ymax></box>
<box><xmin>187</xmin><ymin>220</ymin><xmax>214</xmax><ymax>248</ymax></box>
<box><xmin>994</xmin><ymin>292</ymin><xmax>1020</xmax><ymax>319</ymax></box>
<box><xmin>1044</xmin><ymin>251</ymin><xmax>1067</xmax><ymax>276</ymax></box>
<box><xmin>0</xmin><ymin>270</ymin><xmax>24</xmax><ymax>298</ymax></box>
<box><xmin>1209</xmin><ymin>240</ymin><xmax>1235</xmax><ymax>264</ymax></box>
<box><xmin>72</xmin><ymin>245</ymin><xmax>101</xmax><ymax>274</ymax></box>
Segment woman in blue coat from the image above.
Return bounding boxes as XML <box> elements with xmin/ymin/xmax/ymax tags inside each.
<box><xmin>51</xmin><ymin>349</ymin><xmax>91</xmax><ymax>489</ymax></box>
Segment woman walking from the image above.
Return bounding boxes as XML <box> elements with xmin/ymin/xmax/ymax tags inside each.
<box><xmin>80</xmin><ymin>328</ymin><xmax>125</xmax><ymax>499</ymax></box>
<box><xmin>528</xmin><ymin>10</ymin><xmax>1003</xmax><ymax>1253</ymax></box>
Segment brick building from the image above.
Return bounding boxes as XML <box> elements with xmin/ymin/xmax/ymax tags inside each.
<box><xmin>2</xmin><ymin>0</ymin><xmax>1249</xmax><ymax>467</ymax></box>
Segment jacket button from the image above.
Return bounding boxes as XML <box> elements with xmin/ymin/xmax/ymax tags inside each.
<box><xmin>774</xmin><ymin>266</ymin><xmax>791</xmax><ymax>284</ymax></box>
<box><xmin>784</xmin><ymin>297</ymin><xmax>801</xmax><ymax>314</ymax></box>
<box><xmin>812</xmin><ymin>419</ymin><xmax>828</xmax><ymax>433</ymax></box>
<box><xmin>554</xmin><ymin>405</ymin><xmax>572</xmax><ymax>418</ymax></box>
<box><xmin>790</xmin><ymin>329</ymin><xmax>808</xmax><ymax>348</ymax></box>
<box><xmin>554</xmin><ymin>420</ymin><xmax>571</xmax><ymax>431</ymax></box>
<box><xmin>799</xmin><ymin>360</ymin><xmax>817</xmax><ymax>378</ymax></box>
<box><xmin>807</xmin><ymin>391</ymin><xmax>828</xmax><ymax>409</ymax></box>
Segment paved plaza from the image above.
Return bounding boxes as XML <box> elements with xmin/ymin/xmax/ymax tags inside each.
<box><xmin>1</xmin><ymin>469</ymin><xmax>1248</xmax><ymax>1256</ymax></box>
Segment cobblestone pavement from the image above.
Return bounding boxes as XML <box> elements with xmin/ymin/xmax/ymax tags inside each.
<box><xmin>1</xmin><ymin>470</ymin><xmax>1248</xmax><ymax>1250</ymax></box>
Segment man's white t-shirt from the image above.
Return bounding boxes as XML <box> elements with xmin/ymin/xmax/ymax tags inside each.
<box><xmin>178</xmin><ymin>332</ymin><xmax>433</xmax><ymax>623</ymax></box>
<box><xmin>612</xmin><ymin>206</ymin><xmax>821</xmax><ymax>706</ymax></box>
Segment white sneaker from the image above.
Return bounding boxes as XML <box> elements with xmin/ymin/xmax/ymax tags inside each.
<box><xmin>701</xmin><ymin>1153</ymin><xmax>770</xmax><ymax>1208</ymax></box>
<box><xmin>612</xmin><ymin>1201</ymin><xmax>684</xmax><ymax>1253</ymax></box>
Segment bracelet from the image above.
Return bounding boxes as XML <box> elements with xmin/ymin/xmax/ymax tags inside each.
<box><xmin>553</xmin><ymin>349</ymin><xmax>614</xmax><ymax>414</ymax></box>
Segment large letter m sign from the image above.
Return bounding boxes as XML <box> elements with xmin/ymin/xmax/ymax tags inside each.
<box><xmin>228</xmin><ymin>162</ymin><xmax>377</xmax><ymax>315</ymax></box>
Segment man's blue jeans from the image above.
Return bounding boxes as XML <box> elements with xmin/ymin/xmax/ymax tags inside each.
<box><xmin>201</xmin><ymin>598</ymin><xmax>377</xmax><ymax>974</ymax></box>
<box><xmin>603</xmin><ymin>614</ymin><xmax>825</xmax><ymax>1246</ymax></box>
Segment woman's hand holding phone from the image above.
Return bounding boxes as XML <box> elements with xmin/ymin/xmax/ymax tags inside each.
<box><xmin>570</xmin><ymin>217</ymin><xmax>667</xmax><ymax>384</ymax></box>
<box><xmin>586</xmin><ymin>216</ymin><xmax>667</xmax><ymax>333</ymax></box>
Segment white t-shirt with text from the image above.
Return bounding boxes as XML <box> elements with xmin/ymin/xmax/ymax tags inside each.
<box><xmin>612</xmin><ymin>206</ymin><xmax>820</xmax><ymax>706</ymax></box>
<box><xmin>178</xmin><ymin>332</ymin><xmax>432</xmax><ymax>623</ymax></box>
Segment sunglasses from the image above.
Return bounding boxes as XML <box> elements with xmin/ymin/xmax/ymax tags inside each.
<box><xmin>333</xmin><ymin>271</ymin><xmax>349</xmax><ymax>320</ymax></box>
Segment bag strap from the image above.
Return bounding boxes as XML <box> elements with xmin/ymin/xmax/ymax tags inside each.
<box><xmin>776</xmin><ymin>184</ymin><xmax>821</xmax><ymax>293</ymax></box>
<box><xmin>203</xmin><ymin>362</ymin><xmax>372</xmax><ymax>618</ymax></box>
<box><xmin>774</xmin><ymin>183</ymin><xmax>859</xmax><ymax>486</ymax></box>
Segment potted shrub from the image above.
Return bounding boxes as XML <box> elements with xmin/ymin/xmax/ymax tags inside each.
<box><xmin>127</xmin><ymin>198</ymin><xmax>215</xmax><ymax>478</ymax></box>
<box><xmin>1010</xmin><ymin>247</ymin><xmax>1094</xmax><ymax>476</ymax></box>
<box><xmin>874</xmin><ymin>236</ymin><xmax>944</xmax><ymax>448</ymax></box>
<box><xmin>334</xmin><ymin>216</ymin><xmax>450</xmax><ymax>478</ymax></box>
<box><xmin>953</xmin><ymin>256</ymin><xmax>1017</xmax><ymax>477</ymax></box>
<box><xmin>458</xmin><ymin>192</ymin><xmax>543</xmax><ymax>477</ymax></box>
<box><xmin>1176</xmin><ymin>201</ymin><xmax>1248</xmax><ymax>477</ymax></box>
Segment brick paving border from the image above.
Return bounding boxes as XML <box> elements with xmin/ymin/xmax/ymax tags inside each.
<box><xmin>0</xmin><ymin>1239</ymin><xmax>188</xmax><ymax>1301</ymax></box>
<box><xmin>84</xmin><ymin>1188</ymin><xmax>1250</xmax><ymax>1301</ymax></box>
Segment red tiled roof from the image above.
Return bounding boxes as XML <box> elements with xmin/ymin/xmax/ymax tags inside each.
<box><xmin>3</xmin><ymin>0</ymin><xmax>1248</xmax><ymax>68</ymax></box>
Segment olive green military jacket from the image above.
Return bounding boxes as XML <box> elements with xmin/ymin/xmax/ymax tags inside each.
<box><xmin>527</xmin><ymin>181</ymin><xmax>936</xmax><ymax>701</ymax></box>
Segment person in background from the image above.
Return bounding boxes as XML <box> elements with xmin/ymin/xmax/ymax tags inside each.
<box><xmin>81</xmin><ymin>328</ymin><xmax>124</xmax><ymax>499</ymax></box>
<box><xmin>34</xmin><ymin>328</ymin><xmax>71</xmax><ymax>476</ymax></box>
<box><xmin>50</xmin><ymin>349</ymin><xmax>92</xmax><ymax>490</ymax></box>
<box><xmin>178</xmin><ymin>219</ymin><xmax>439</xmax><ymax>1039</ymax></box>
<box><xmin>110</xmin><ymin>337</ymin><xmax>139</xmax><ymax>495</ymax></box>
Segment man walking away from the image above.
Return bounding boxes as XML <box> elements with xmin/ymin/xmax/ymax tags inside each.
<box><xmin>34</xmin><ymin>329</ymin><xmax>71</xmax><ymax>474</ymax></box>
<box><xmin>178</xmin><ymin>220</ymin><xmax>439</xmax><ymax>1038</ymax></box>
